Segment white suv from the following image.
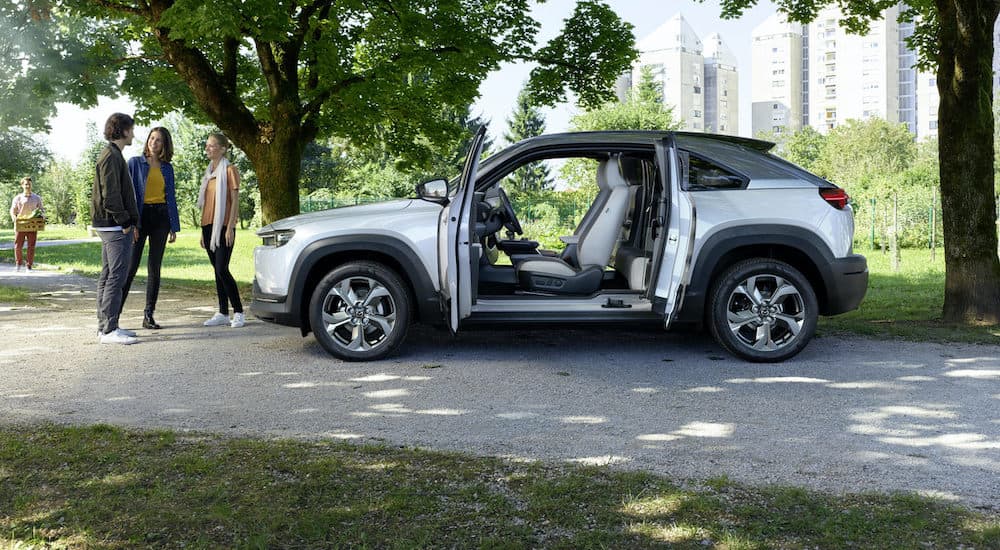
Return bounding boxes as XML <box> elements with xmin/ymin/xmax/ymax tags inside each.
<box><xmin>252</xmin><ymin>130</ymin><xmax>867</xmax><ymax>362</ymax></box>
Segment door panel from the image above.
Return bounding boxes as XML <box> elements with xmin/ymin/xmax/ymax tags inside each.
<box><xmin>651</xmin><ymin>135</ymin><xmax>696</xmax><ymax>328</ymax></box>
<box><xmin>443</xmin><ymin>126</ymin><xmax>488</xmax><ymax>333</ymax></box>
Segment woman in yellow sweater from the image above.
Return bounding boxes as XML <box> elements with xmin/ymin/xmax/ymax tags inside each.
<box><xmin>123</xmin><ymin>127</ymin><xmax>180</xmax><ymax>329</ymax></box>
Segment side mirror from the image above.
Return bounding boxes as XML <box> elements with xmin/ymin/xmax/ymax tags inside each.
<box><xmin>416</xmin><ymin>178</ymin><xmax>449</xmax><ymax>204</ymax></box>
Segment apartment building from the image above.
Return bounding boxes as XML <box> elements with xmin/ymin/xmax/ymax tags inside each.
<box><xmin>703</xmin><ymin>32</ymin><xmax>740</xmax><ymax>134</ymax></box>
<box><xmin>750</xmin><ymin>13</ymin><xmax>804</xmax><ymax>136</ymax></box>
<box><xmin>631</xmin><ymin>13</ymin><xmax>707</xmax><ymax>131</ymax></box>
<box><xmin>807</xmin><ymin>5</ymin><xmax>901</xmax><ymax>133</ymax></box>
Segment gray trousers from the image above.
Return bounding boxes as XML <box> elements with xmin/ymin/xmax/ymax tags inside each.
<box><xmin>97</xmin><ymin>230</ymin><xmax>133</xmax><ymax>334</ymax></box>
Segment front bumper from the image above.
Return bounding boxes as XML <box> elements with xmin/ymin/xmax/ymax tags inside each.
<box><xmin>822</xmin><ymin>254</ymin><xmax>868</xmax><ymax>315</ymax></box>
<box><xmin>250</xmin><ymin>279</ymin><xmax>299</xmax><ymax>327</ymax></box>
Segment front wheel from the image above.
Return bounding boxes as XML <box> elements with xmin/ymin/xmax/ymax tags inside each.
<box><xmin>708</xmin><ymin>259</ymin><xmax>818</xmax><ymax>362</ymax></box>
<box><xmin>309</xmin><ymin>261</ymin><xmax>411</xmax><ymax>361</ymax></box>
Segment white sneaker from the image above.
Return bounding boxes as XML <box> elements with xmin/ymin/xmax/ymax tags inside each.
<box><xmin>230</xmin><ymin>312</ymin><xmax>245</xmax><ymax>328</ymax></box>
<box><xmin>100</xmin><ymin>328</ymin><xmax>138</xmax><ymax>345</ymax></box>
<box><xmin>15</xmin><ymin>264</ymin><xmax>23</xmax><ymax>272</ymax></box>
<box><xmin>204</xmin><ymin>312</ymin><xmax>229</xmax><ymax>326</ymax></box>
<box><xmin>119</xmin><ymin>328</ymin><xmax>137</xmax><ymax>337</ymax></box>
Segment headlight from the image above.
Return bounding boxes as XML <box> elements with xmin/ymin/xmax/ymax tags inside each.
<box><xmin>259</xmin><ymin>229</ymin><xmax>295</xmax><ymax>247</ymax></box>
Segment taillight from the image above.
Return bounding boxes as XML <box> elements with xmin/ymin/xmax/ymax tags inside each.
<box><xmin>820</xmin><ymin>188</ymin><xmax>849</xmax><ymax>209</ymax></box>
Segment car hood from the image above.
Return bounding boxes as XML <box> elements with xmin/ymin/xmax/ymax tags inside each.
<box><xmin>260</xmin><ymin>199</ymin><xmax>418</xmax><ymax>232</ymax></box>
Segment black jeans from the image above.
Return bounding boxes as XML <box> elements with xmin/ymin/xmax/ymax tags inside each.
<box><xmin>122</xmin><ymin>203</ymin><xmax>170</xmax><ymax>317</ymax></box>
<box><xmin>202</xmin><ymin>224</ymin><xmax>243</xmax><ymax>315</ymax></box>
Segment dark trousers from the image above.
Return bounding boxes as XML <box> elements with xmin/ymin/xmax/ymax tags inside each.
<box><xmin>202</xmin><ymin>224</ymin><xmax>243</xmax><ymax>315</ymax></box>
<box><xmin>97</xmin><ymin>229</ymin><xmax>132</xmax><ymax>334</ymax></box>
<box><xmin>122</xmin><ymin>204</ymin><xmax>170</xmax><ymax>316</ymax></box>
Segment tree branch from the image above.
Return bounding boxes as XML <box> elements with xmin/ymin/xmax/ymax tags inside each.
<box><xmin>88</xmin><ymin>0</ymin><xmax>145</xmax><ymax>17</ymax></box>
<box><xmin>146</xmin><ymin>0</ymin><xmax>257</xmax><ymax>144</ymax></box>
<box><xmin>223</xmin><ymin>37</ymin><xmax>238</xmax><ymax>92</ymax></box>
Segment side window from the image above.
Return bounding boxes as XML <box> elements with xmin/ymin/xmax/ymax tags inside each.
<box><xmin>681</xmin><ymin>152</ymin><xmax>746</xmax><ymax>190</ymax></box>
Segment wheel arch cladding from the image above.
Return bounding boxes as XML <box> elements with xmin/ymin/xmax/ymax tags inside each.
<box><xmin>290</xmin><ymin>236</ymin><xmax>440</xmax><ymax>334</ymax></box>
<box><xmin>680</xmin><ymin>225</ymin><xmax>836</xmax><ymax>325</ymax></box>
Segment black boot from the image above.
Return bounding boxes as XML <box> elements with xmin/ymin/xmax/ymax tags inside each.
<box><xmin>143</xmin><ymin>314</ymin><xmax>161</xmax><ymax>329</ymax></box>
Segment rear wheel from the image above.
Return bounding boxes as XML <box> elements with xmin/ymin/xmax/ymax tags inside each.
<box><xmin>708</xmin><ymin>258</ymin><xmax>817</xmax><ymax>362</ymax></box>
<box><xmin>309</xmin><ymin>261</ymin><xmax>411</xmax><ymax>361</ymax></box>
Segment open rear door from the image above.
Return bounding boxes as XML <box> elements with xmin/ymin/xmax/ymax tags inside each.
<box><xmin>439</xmin><ymin>126</ymin><xmax>487</xmax><ymax>334</ymax></box>
<box><xmin>649</xmin><ymin>134</ymin><xmax>696</xmax><ymax>328</ymax></box>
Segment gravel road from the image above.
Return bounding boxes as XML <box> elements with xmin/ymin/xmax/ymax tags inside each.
<box><xmin>1</xmin><ymin>263</ymin><xmax>998</xmax><ymax>510</ymax></box>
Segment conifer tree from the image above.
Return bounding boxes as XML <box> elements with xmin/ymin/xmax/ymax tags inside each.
<box><xmin>504</xmin><ymin>86</ymin><xmax>552</xmax><ymax>195</ymax></box>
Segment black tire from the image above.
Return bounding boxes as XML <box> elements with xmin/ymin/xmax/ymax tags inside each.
<box><xmin>309</xmin><ymin>261</ymin><xmax>411</xmax><ymax>361</ymax></box>
<box><xmin>707</xmin><ymin>258</ymin><xmax>818</xmax><ymax>362</ymax></box>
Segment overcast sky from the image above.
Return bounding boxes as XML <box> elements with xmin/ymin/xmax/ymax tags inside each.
<box><xmin>44</xmin><ymin>0</ymin><xmax>777</xmax><ymax>162</ymax></box>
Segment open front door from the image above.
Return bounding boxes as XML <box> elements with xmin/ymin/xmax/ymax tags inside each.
<box><xmin>439</xmin><ymin>126</ymin><xmax>487</xmax><ymax>334</ymax></box>
<box><xmin>649</xmin><ymin>134</ymin><xmax>696</xmax><ymax>328</ymax></box>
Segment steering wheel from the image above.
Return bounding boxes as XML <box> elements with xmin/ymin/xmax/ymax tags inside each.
<box><xmin>497</xmin><ymin>187</ymin><xmax>522</xmax><ymax>235</ymax></box>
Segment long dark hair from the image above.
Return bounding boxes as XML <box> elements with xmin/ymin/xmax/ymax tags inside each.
<box><xmin>144</xmin><ymin>127</ymin><xmax>174</xmax><ymax>163</ymax></box>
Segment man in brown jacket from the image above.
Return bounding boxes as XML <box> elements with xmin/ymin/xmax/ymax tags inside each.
<box><xmin>92</xmin><ymin>112</ymin><xmax>140</xmax><ymax>345</ymax></box>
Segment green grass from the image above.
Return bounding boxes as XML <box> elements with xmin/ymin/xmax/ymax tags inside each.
<box><xmin>818</xmin><ymin>247</ymin><xmax>1000</xmax><ymax>343</ymax></box>
<box><xmin>0</xmin><ymin>286</ymin><xmax>30</xmax><ymax>304</ymax></box>
<box><xmin>0</xmin><ymin>224</ymin><xmax>256</xmax><ymax>295</ymax></box>
<box><xmin>1</xmin><ymin>423</ymin><xmax>996</xmax><ymax>549</ymax></box>
<box><xmin>2</xmin><ymin>227</ymin><xmax>997</xmax><ymax>342</ymax></box>
<box><xmin>0</xmin><ymin>224</ymin><xmax>91</xmax><ymax>242</ymax></box>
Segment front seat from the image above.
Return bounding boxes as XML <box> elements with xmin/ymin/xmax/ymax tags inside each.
<box><xmin>515</xmin><ymin>155</ymin><xmax>632</xmax><ymax>294</ymax></box>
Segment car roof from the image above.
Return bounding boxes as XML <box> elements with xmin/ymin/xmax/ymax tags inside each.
<box><xmin>482</xmin><ymin>131</ymin><xmax>828</xmax><ymax>187</ymax></box>
<box><xmin>503</xmin><ymin>130</ymin><xmax>776</xmax><ymax>153</ymax></box>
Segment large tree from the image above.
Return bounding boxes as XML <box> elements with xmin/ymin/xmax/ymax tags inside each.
<box><xmin>1</xmin><ymin>0</ymin><xmax>636</xmax><ymax>225</ymax></box>
<box><xmin>709</xmin><ymin>0</ymin><xmax>1000</xmax><ymax>325</ymax></box>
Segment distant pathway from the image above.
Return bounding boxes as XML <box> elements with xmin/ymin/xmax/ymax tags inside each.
<box><xmin>0</xmin><ymin>237</ymin><xmax>99</xmax><ymax>250</ymax></box>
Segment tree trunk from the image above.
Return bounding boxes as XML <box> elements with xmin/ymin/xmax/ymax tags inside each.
<box><xmin>244</xmin><ymin>125</ymin><xmax>306</xmax><ymax>225</ymax></box>
<box><xmin>935</xmin><ymin>0</ymin><xmax>1000</xmax><ymax>324</ymax></box>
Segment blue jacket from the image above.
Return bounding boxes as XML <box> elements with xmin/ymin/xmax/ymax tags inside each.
<box><xmin>127</xmin><ymin>156</ymin><xmax>180</xmax><ymax>233</ymax></box>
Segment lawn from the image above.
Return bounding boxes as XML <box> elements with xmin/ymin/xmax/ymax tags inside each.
<box><xmin>2</xmin><ymin>226</ymin><xmax>996</xmax><ymax>342</ymax></box>
<box><xmin>1</xmin><ymin>423</ymin><xmax>996</xmax><ymax>549</ymax></box>
<box><xmin>818</xmin><ymin>246</ymin><xmax>1000</xmax><ymax>343</ymax></box>
<box><xmin>0</xmin><ymin>224</ymin><xmax>256</xmax><ymax>295</ymax></box>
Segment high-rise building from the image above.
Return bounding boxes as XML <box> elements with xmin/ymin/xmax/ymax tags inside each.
<box><xmin>703</xmin><ymin>32</ymin><xmax>740</xmax><ymax>135</ymax></box>
<box><xmin>898</xmin><ymin>21</ymin><xmax>918</xmax><ymax>134</ymax></box>
<box><xmin>751</xmin><ymin>4</ymin><xmax>1000</xmax><ymax>140</ymax></box>
<box><xmin>632</xmin><ymin>13</ymin><xmax>707</xmax><ymax>131</ymax></box>
<box><xmin>617</xmin><ymin>13</ymin><xmax>741</xmax><ymax>134</ymax></box>
<box><xmin>750</xmin><ymin>13</ymin><xmax>804</xmax><ymax>136</ymax></box>
<box><xmin>806</xmin><ymin>5</ymin><xmax>901</xmax><ymax>133</ymax></box>
<box><xmin>913</xmin><ymin>16</ymin><xmax>1000</xmax><ymax>140</ymax></box>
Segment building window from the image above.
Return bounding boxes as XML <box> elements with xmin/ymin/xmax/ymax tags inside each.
<box><xmin>773</xmin><ymin>126</ymin><xmax>784</xmax><ymax>134</ymax></box>
<box><xmin>929</xmin><ymin>77</ymin><xmax>936</xmax><ymax>86</ymax></box>
<box><xmin>773</xmin><ymin>103</ymin><xmax>779</xmax><ymax>109</ymax></box>
<box><xmin>692</xmin><ymin>110</ymin><xmax>702</xmax><ymax>118</ymax></box>
<box><xmin>825</xmin><ymin>85</ymin><xmax>836</xmax><ymax>98</ymax></box>
<box><xmin>825</xmin><ymin>51</ymin><xmax>836</xmax><ymax>61</ymax></box>
<box><xmin>929</xmin><ymin>120</ymin><xmax>938</xmax><ymax>129</ymax></box>
<box><xmin>694</xmin><ymin>86</ymin><xmax>702</xmax><ymax>94</ymax></box>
